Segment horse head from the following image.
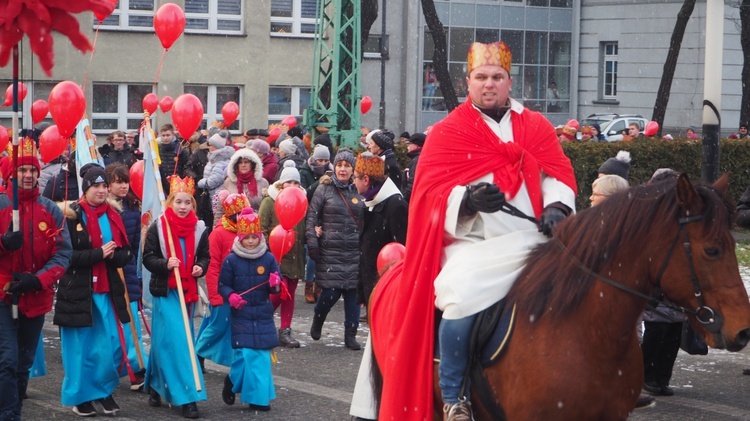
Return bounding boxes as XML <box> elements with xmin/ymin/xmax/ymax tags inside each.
<box><xmin>657</xmin><ymin>173</ymin><xmax>750</xmax><ymax>351</ymax></box>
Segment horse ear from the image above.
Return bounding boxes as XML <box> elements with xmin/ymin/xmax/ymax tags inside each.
<box><xmin>676</xmin><ymin>173</ymin><xmax>703</xmax><ymax>214</ymax></box>
<box><xmin>712</xmin><ymin>172</ymin><xmax>731</xmax><ymax>195</ymax></box>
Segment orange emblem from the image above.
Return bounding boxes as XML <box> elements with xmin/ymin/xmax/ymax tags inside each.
<box><xmin>257</xmin><ymin>266</ymin><xmax>266</xmax><ymax>275</ymax></box>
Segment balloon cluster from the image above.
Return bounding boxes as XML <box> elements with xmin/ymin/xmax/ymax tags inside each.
<box><xmin>269</xmin><ymin>188</ymin><xmax>308</xmax><ymax>262</ymax></box>
<box><xmin>0</xmin><ymin>0</ymin><xmax>117</xmax><ymax>76</ymax></box>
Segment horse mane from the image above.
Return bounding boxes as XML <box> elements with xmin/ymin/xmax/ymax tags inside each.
<box><xmin>506</xmin><ymin>177</ymin><xmax>735</xmax><ymax>320</ymax></box>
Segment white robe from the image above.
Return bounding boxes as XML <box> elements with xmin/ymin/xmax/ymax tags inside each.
<box><xmin>434</xmin><ymin>99</ymin><xmax>576</xmax><ymax>320</ymax></box>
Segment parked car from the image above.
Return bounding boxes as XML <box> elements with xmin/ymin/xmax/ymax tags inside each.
<box><xmin>581</xmin><ymin>114</ymin><xmax>649</xmax><ymax>142</ymax></box>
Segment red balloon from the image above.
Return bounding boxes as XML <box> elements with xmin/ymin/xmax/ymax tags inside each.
<box><xmin>221</xmin><ymin>101</ymin><xmax>239</xmax><ymax>127</ymax></box>
<box><xmin>377</xmin><ymin>242</ymin><xmax>406</xmax><ymax>275</ymax></box>
<box><xmin>268</xmin><ymin>127</ymin><xmax>281</xmax><ymax>143</ymax></box>
<box><xmin>4</xmin><ymin>82</ymin><xmax>27</xmax><ymax>106</ymax></box>
<box><xmin>360</xmin><ymin>95</ymin><xmax>373</xmax><ymax>115</ymax></box>
<box><xmin>281</xmin><ymin>115</ymin><xmax>297</xmax><ymax>129</ymax></box>
<box><xmin>269</xmin><ymin>224</ymin><xmax>296</xmax><ymax>262</ymax></box>
<box><xmin>48</xmin><ymin>81</ymin><xmax>86</xmax><ymax>138</ymax></box>
<box><xmin>275</xmin><ymin>187</ymin><xmax>308</xmax><ymax>230</ymax></box>
<box><xmin>171</xmin><ymin>93</ymin><xmax>204</xmax><ymax>140</ymax></box>
<box><xmin>159</xmin><ymin>96</ymin><xmax>174</xmax><ymax>113</ymax></box>
<box><xmin>0</xmin><ymin>126</ymin><xmax>8</xmax><ymax>152</ymax></box>
<box><xmin>94</xmin><ymin>0</ymin><xmax>118</xmax><ymax>21</ymax></box>
<box><xmin>129</xmin><ymin>160</ymin><xmax>145</xmax><ymax>201</ymax></box>
<box><xmin>644</xmin><ymin>121</ymin><xmax>660</xmax><ymax>137</ymax></box>
<box><xmin>142</xmin><ymin>93</ymin><xmax>159</xmax><ymax>114</ymax></box>
<box><xmin>31</xmin><ymin>100</ymin><xmax>49</xmax><ymax>125</ymax></box>
<box><xmin>39</xmin><ymin>125</ymin><xmax>67</xmax><ymax>163</ymax></box>
<box><xmin>154</xmin><ymin>3</ymin><xmax>186</xmax><ymax>50</ymax></box>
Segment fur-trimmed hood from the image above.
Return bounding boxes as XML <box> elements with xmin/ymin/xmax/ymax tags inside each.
<box><xmin>226</xmin><ymin>148</ymin><xmax>264</xmax><ymax>183</ymax></box>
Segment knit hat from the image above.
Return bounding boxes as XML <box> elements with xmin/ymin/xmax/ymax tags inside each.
<box><xmin>278</xmin><ymin>161</ymin><xmax>301</xmax><ymax>184</ymax></box>
<box><xmin>407</xmin><ymin>133</ymin><xmax>426</xmax><ymax>147</ymax></box>
<box><xmin>561</xmin><ymin>119</ymin><xmax>579</xmax><ymax>141</ymax></box>
<box><xmin>333</xmin><ymin>148</ymin><xmax>356</xmax><ymax>168</ymax></box>
<box><xmin>369</xmin><ymin>130</ymin><xmax>394</xmax><ymax>151</ymax></box>
<box><xmin>236</xmin><ymin>207</ymin><xmax>262</xmax><ymax>240</ymax></box>
<box><xmin>222</xmin><ymin>193</ymin><xmax>250</xmax><ymax>217</ymax></box>
<box><xmin>278</xmin><ymin>139</ymin><xmax>297</xmax><ymax>155</ymax></box>
<box><xmin>287</xmin><ymin>126</ymin><xmax>304</xmax><ymax>140</ymax></box>
<box><xmin>400</xmin><ymin>131</ymin><xmax>410</xmax><ymax>139</ymax></box>
<box><xmin>247</xmin><ymin>138</ymin><xmax>270</xmax><ymax>155</ymax></box>
<box><xmin>208</xmin><ymin>130</ymin><xmax>229</xmax><ymax>149</ymax></box>
<box><xmin>311</xmin><ymin>144</ymin><xmax>330</xmax><ymax>161</ymax></box>
<box><xmin>80</xmin><ymin>163</ymin><xmax>108</xmax><ymax>193</ymax></box>
<box><xmin>598</xmin><ymin>150</ymin><xmax>631</xmax><ymax>179</ymax></box>
<box><xmin>355</xmin><ymin>152</ymin><xmax>385</xmax><ymax>178</ymax></box>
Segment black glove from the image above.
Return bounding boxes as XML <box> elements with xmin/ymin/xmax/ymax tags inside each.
<box><xmin>308</xmin><ymin>247</ymin><xmax>320</xmax><ymax>262</ymax></box>
<box><xmin>538</xmin><ymin>205</ymin><xmax>569</xmax><ymax>237</ymax></box>
<box><xmin>1</xmin><ymin>230</ymin><xmax>23</xmax><ymax>251</ymax></box>
<box><xmin>7</xmin><ymin>273</ymin><xmax>42</xmax><ymax>294</ymax></box>
<box><xmin>460</xmin><ymin>182</ymin><xmax>506</xmax><ymax>216</ymax></box>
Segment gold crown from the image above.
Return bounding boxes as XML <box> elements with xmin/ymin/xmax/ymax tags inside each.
<box><xmin>237</xmin><ymin>211</ymin><xmax>262</xmax><ymax>237</ymax></box>
<box><xmin>168</xmin><ymin>175</ymin><xmax>195</xmax><ymax>195</ymax></box>
<box><xmin>355</xmin><ymin>153</ymin><xmax>385</xmax><ymax>178</ymax></box>
<box><xmin>7</xmin><ymin>137</ymin><xmax>37</xmax><ymax>162</ymax></box>
<box><xmin>467</xmin><ymin>41</ymin><xmax>512</xmax><ymax>75</ymax></box>
<box><xmin>222</xmin><ymin>193</ymin><xmax>250</xmax><ymax>216</ymax></box>
<box><xmin>581</xmin><ymin>126</ymin><xmax>593</xmax><ymax>134</ymax></box>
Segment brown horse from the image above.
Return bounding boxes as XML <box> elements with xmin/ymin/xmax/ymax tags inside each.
<box><xmin>428</xmin><ymin>174</ymin><xmax>750</xmax><ymax>420</ymax></box>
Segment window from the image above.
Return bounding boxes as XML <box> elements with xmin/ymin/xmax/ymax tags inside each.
<box><xmin>183</xmin><ymin>85</ymin><xmax>242</xmax><ymax>131</ymax></box>
<box><xmin>0</xmin><ymin>81</ymin><xmax>56</xmax><ymax>129</ymax></box>
<box><xmin>185</xmin><ymin>0</ymin><xmax>243</xmax><ymax>34</ymax></box>
<box><xmin>98</xmin><ymin>0</ymin><xmax>155</xmax><ymax>31</ymax></box>
<box><xmin>268</xmin><ymin>86</ymin><xmax>311</xmax><ymax>125</ymax></box>
<box><xmin>270</xmin><ymin>0</ymin><xmax>318</xmax><ymax>36</ymax></box>
<box><xmin>601</xmin><ymin>42</ymin><xmax>618</xmax><ymax>99</ymax></box>
<box><xmin>91</xmin><ymin>83</ymin><xmax>153</xmax><ymax>133</ymax></box>
<box><xmin>363</xmin><ymin>35</ymin><xmax>388</xmax><ymax>60</ymax></box>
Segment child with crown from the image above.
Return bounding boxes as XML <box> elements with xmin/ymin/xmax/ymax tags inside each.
<box><xmin>218</xmin><ymin>207</ymin><xmax>282</xmax><ymax>412</ymax></box>
<box><xmin>142</xmin><ymin>175</ymin><xmax>209</xmax><ymax>419</ymax></box>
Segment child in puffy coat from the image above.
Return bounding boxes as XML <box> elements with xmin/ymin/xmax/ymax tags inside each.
<box><xmin>218</xmin><ymin>207</ymin><xmax>283</xmax><ymax>412</ymax></box>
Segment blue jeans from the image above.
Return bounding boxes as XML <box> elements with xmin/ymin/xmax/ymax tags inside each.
<box><xmin>0</xmin><ymin>302</ymin><xmax>44</xmax><ymax>420</ymax></box>
<box><xmin>314</xmin><ymin>287</ymin><xmax>359</xmax><ymax>329</ymax></box>
<box><xmin>438</xmin><ymin>314</ymin><xmax>477</xmax><ymax>405</ymax></box>
<box><xmin>305</xmin><ymin>246</ymin><xmax>316</xmax><ymax>283</ymax></box>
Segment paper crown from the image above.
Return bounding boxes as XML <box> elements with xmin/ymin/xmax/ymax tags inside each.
<box><xmin>236</xmin><ymin>208</ymin><xmax>262</xmax><ymax>237</ymax></box>
<box><xmin>222</xmin><ymin>193</ymin><xmax>250</xmax><ymax>216</ymax></box>
<box><xmin>355</xmin><ymin>152</ymin><xmax>385</xmax><ymax>178</ymax></box>
<box><xmin>6</xmin><ymin>137</ymin><xmax>37</xmax><ymax>162</ymax></box>
<box><xmin>168</xmin><ymin>175</ymin><xmax>195</xmax><ymax>196</ymax></box>
<box><xmin>561</xmin><ymin>119</ymin><xmax>579</xmax><ymax>140</ymax></box>
<box><xmin>467</xmin><ymin>41</ymin><xmax>512</xmax><ymax>75</ymax></box>
<box><xmin>581</xmin><ymin>126</ymin><xmax>593</xmax><ymax>134</ymax></box>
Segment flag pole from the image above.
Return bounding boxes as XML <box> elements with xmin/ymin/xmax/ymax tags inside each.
<box><xmin>117</xmin><ymin>268</ymin><xmax>145</xmax><ymax>370</ymax></box>
<box><xmin>10</xmin><ymin>46</ymin><xmax>20</xmax><ymax>319</ymax></box>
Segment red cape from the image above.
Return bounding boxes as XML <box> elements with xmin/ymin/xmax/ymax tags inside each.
<box><xmin>370</xmin><ymin>101</ymin><xmax>576</xmax><ymax>420</ymax></box>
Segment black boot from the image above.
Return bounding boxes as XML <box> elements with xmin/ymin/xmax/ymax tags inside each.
<box><xmin>148</xmin><ymin>389</ymin><xmax>161</xmax><ymax>407</ymax></box>
<box><xmin>222</xmin><ymin>375</ymin><xmax>235</xmax><ymax>405</ymax></box>
<box><xmin>345</xmin><ymin>326</ymin><xmax>361</xmax><ymax>350</ymax></box>
<box><xmin>182</xmin><ymin>402</ymin><xmax>200</xmax><ymax>419</ymax></box>
<box><xmin>310</xmin><ymin>312</ymin><xmax>326</xmax><ymax>340</ymax></box>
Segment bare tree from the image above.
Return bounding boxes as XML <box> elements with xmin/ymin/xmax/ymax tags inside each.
<box><xmin>421</xmin><ymin>0</ymin><xmax>458</xmax><ymax>111</ymax></box>
<box><xmin>651</xmin><ymin>0</ymin><xmax>696</xmax><ymax>136</ymax></box>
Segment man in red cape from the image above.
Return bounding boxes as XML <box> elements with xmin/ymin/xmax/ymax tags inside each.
<box><xmin>370</xmin><ymin>41</ymin><xmax>577</xmax><ymax>420</ymax></box>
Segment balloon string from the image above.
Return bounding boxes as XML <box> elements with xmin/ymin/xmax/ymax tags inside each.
<box><xmin>82</xmin><ymin>22</ymin><xmax>101</xmax><ymax>91</ymax></box>
<box><xmin>153</xmin><ymin>49</ymin><xmax>166</xmax><ymax>88</ymax></box>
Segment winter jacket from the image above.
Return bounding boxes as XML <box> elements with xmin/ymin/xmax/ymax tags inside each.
<box><xmin>116</xmin><ymin>196</ymin><xmax>143</xmax><ymax>302</ymax></box>
<box><xmin>258</xmin><ymin>183</ymin><xmax>306</xmax><ymax>280</ymax></box>
<box><xmin>221</xmin><ymin>148</ymin><xmax>269</xmax><ymax>212</ymax></box>
<box><xmin>186</xmin><ymin>147</ymin><xmax>209</xmax><ymax>181</ymax></box>
<box><xmin>142</xmin><ymin>216</ymin><xmax>210</xmax><ymax>299</ymax></box>
<box><xmin>403</xmin><ymin>149</ymin><xmax>421</xmax><ymax>202</ymax></box>
<box><xmin>104</xmin><ymin>146</ymin><xmax>137</xmax><ymax>167</ymax></box>
<box><xmin>206</xmin><ymin>225</ymin><xmax>236</xmax><ymax>306</ymax></box>
<box><xmin>299</xmin><ymin>158</ymin><xmax>332</xmax><ymax>203</ymax></box>
<box><xmin>305</xmin><ymin>176</ymin><xmax>363</xmax><ymax>289</ymax></box>
<box><xmin>218</xmin><ymin>250</ymin><xmax>280</xmax><ymax>350</ymax></box>
<box><xmin>275</xmin><ymin>155</ymin><xmax>306</xmax><ymax>181</ymax></box>
<box><xmin>736</xmin><ymin>184</ymin><xmax>750</xmax><ymax>228</ymax></box>
<box><xmin>197</xmin><ymin>146</ymin><xmax>234</xmax><ymax>200</ymax></box>
<box><xmin>39</xmin><ymin>158</ymin><xmax>64</xmax><ymax>192</ymax></box>
<box><xmin>158</xmin><ymin>141</ymin><xmax>191</xmax><ymax>195</ymax></box>
<box><xmin>53</xmin><ymin>201</ymin><xmax>132</xmax><ymax>327</ymax></box>
<box><xmin>261</xmin><ymin>153</ymin><xmax>279</xmax><ymax>185</ymax></box>
<box><xmin>358</xmin><ymin>177</ymin><xmax>408</xmax><ymax>305</ymax></box>
<box><xmin>0</xmin><ymin>189</ymin><xmax>72</xmax><ymax>318</ymax></box>
<box><xmin>42</xmin><ymin>168</ymin><xmax>79</xmax><ymax>202</ymax></box>
<box><xmin>382</xmin><ymin>152</ymin><xmax>403</xmax><ymax>193</ymax></box>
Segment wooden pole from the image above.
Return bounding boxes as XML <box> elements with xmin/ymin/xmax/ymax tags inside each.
<box><xmin>117</xmin><ymin>268</ymin><xmax>145</xmax><ymax>370</ymax></box>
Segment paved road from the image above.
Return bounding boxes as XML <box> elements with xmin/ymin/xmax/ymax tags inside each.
<box><xmin>19</xmin><ymin>287</ymin><xmax>750</xmax><ymax>420</ymax></box>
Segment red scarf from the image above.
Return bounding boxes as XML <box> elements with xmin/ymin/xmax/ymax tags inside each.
<box><xmin>161</xmin><ymin>207</ymin><xmax>200</xmax><ymax>303</ymax></box>
<box><xmin>371</xmin><ymin>100</ymin><xmax>577</xmax><ymax>420</ymax></box>
<box><xmin>78</xmin><ymin>200</ymin><xmax>129</xmax><ymax>294</ymax></box>
<box><xmin>236</xmin><ymin>171</ymin><xmax>257</xmax><ymax>197</ymax></box>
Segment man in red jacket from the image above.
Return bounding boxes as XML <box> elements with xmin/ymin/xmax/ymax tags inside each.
<box><xmin>0</xmin><ymin>138</ymin><xmax>72</xmax><ymax>419</ymax></box>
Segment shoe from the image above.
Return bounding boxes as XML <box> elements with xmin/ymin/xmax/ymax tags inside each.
<box><xmin>222</xmin><ymin>375</ymin><xmax>235</xmax><ymax>405</ymax></box>
<box><xmin>634</xmin><ymin>393</ymin><xmax>656</xmax><ymax>409</ymax></box>
<box><xmin>130</xmin><ymin>371</ymin><xmax>145</xmax><ymax>391</ymax></box>
<box><xmin>443</xmin><ymin>400</ymin><xmax>474</xmax><ymax>421</ymax></box>
<box><xmin>642</xmin><ymin>382</ymin><xmax>661</xmax><ymax>395</ymax></box>
<box><xmin>743</xmin><ymin>368</ymin><xmax>750</xmax><ymax>375</ymax></box>
<box><xmin>148</xmin><ymin>389</ymin><xmax>161</xmax><ymax>407</ymax></box>
<box><xmin>182</xmin><ymin>402</ymin><xmax>200</xmax><ymax>419</ymax></box>
<box><xmin>248</xmin><ymin>403</ymin><xmax>271</xmax><ymax>412</ymax></box>
<box><xmin>278</xmin><ymin>328</ymin><xmax>301</xmax><ymax>348</ymax></box>
<box><xmin>310</xmin><ymin>313</ymin><xmax>325</xmax><ymax>341</ymax></box>
<box><xmin>96</xmin><ymin>395</ymin><xmax>120</xmax><ymax>415</ymax></box>
<box><xmin>660</xmin><ymin>385</ymin><xmax>674</xmax><ymax>396</ymax></box>
<box><xmin>345</xmin><ymin>326</ymin><xmax>361</xmax><ymax>350</ymax></box>
<box><xmin>304</xmin><ymin>283</ymin><xmax>316</xmax><ymax>303</ymax></box>
<box><xmin>72</xmin><ymin>401</ymin><xmax>97</xmax><ymax>417</ymax></box>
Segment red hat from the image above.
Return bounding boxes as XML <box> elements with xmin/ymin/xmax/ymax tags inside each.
<box><xmin>561</xmin><ymin>119</ymin><xmax>579</xmax><ymax>141</ymax></box>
